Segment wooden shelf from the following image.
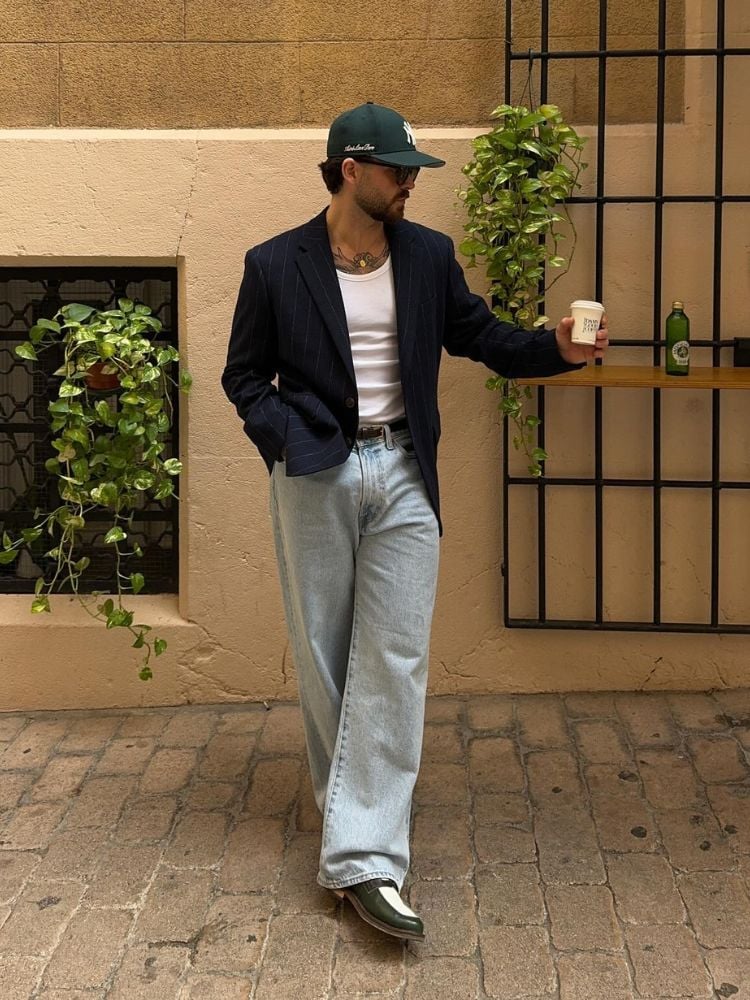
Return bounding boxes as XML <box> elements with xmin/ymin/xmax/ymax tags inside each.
<box><xmin>518</xmin><ymin>365</ymin><xmax>750</xmax><ymax>390</ymax></box>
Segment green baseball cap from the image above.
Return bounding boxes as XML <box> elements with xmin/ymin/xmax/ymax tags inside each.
<box><xmin>327</xmin><ymin>102</ymin><xmax>445</xmax><ymax>168</ymax></box>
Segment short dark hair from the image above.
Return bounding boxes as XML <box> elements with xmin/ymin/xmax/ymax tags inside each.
<box><xmin>318</xmin><ymin>156</ymin><xmax>347</xmax><ymax>194</ymax></box>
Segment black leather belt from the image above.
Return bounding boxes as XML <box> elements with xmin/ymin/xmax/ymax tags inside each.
<box><xmin>356</xmin><ymin>416</ymin><xmax>409</xmax><ymax>440</ymax></box>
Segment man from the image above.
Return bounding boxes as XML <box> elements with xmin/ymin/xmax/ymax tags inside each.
<box><xmin>222</xmin><ymin>102</ymin><xmax>609</xmax><ymax>942</ymax></box>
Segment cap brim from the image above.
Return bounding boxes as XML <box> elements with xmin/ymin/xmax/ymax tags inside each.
<box><xmin>362</xmin><ymin>149</ymin><xmax>445</xmax><ymax>168</ymax></box>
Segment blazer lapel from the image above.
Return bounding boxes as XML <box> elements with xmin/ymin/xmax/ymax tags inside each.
<box><xmin>388</xmin><ymin>222</ymin><xmax>419</xmax><ymax>374</ymax></box>
<box><xmin>296</xmin><ymin>210</ymin><xmax>355</xmax><ymax>381</ymax></box>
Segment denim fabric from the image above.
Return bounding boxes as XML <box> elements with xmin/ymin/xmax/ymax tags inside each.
<box><xmin>270</xmin><ymin>428</ymin><xmax>440</xmax><ymax>889</ymax></box>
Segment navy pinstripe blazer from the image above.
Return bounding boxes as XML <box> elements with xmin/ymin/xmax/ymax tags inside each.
<box><xmin>222</xmin><ymin>208</ymin><xmax>582</xmax><ymax>529</ymax></box>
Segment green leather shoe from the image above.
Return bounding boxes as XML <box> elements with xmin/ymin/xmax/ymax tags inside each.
<box><xmin>334</xmin><ymin>878</ymin><xmax>425</xmax><ymax>941</ymax></box>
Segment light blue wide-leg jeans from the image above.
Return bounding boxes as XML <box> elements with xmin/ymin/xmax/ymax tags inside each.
<box><xmin>270</xmin><ymin>428</ymin><xmax>440</xmax><ymax>890</ymax></box>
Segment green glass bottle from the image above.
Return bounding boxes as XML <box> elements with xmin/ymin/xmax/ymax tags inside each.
<box><xmin>665</xmin><ymin>301</ymin><xmax>690</xmax><ymax>376</ymax></box>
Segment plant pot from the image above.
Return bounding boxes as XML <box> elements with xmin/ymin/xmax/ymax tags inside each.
<box><xmin>85</xmin><ymin>362</ymin><xmax>120</xmax><ymax>392</ymax></box>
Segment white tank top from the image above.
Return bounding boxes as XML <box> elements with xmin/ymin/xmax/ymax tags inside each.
<box><xmin>336</xmin><ymin>256</ymin><xmax>406</xmax><ymax>425</ymax></box>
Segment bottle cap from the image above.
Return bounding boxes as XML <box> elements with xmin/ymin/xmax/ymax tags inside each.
<box><xmin>672</xmin><ymin>300</ymin><xmax>684</xmax><ymax>309</ymax></box>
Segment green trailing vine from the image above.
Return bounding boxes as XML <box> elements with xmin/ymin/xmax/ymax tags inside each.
<box><xmin>458</xmin><ymin>103</ymin><xmax>586</xmax><ymax>476</ymax></box>
<box><xmin>0</xmin><ymin>299</ymin><xmax>192</xmax><ymax>680</ymax></box>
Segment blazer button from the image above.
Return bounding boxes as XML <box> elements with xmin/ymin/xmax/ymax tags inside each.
<box><xmin>345</xmin><ymin>397</ymin><xmax>355</xmax><ymax>408</ymax></box>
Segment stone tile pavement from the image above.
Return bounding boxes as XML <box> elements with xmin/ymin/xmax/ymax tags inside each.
<box><xmin>1</xmin><ymin>689</ymin><xmax>750</xmax><ymax>999</ymax></box>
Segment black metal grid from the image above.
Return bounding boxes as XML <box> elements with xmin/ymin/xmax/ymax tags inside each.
<box><xmin>502</xmin><ymin>0</ymin><xmax>750</xmax><ymax>633</ymax></box>
<box><xmin>0</xmin><ymin>267</ymin><xmax>179</xmax><ymax>594</ymax></box>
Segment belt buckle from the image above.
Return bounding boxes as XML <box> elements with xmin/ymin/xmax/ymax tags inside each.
<box><xmin>358</xmin><ymin>424</ymin><xmax>383</xmax><ymax>440</ymax></box>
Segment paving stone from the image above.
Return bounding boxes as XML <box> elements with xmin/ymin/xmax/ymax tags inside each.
<box><xmin>0</xmin><ymin>851</ymin><xmax>40</xmax><ymax>905</ymax></box>
<box><xmin>590</xmin><ymin>793</ymin><xmax>659</xmax><ymax>852</ymax></box>
<box><xmin>574</xmin><ymin>719</ymin><xmax>631</xmax><ymax>764</ymax></box>
<box><xmin>116</xmin><ymin>795</ymin><xmax>178</xmax><ymax>841</ymax></box>
<box><xmin>411</xmin><ymin>807</ymin><xmax>473</xmax><ymax>879</ymax></box>
<box><xmin>637</xmin><ymin>748</ymin><xmax>704</xmax><ymax>809</ymax></box>
<box><xmin>140</xmin><ymin>748</ymin><xmax>197</xmax><ymax>793</ymax></box>
<box><xmin>707</xmin><ymin>784</ymin><xmax>750</xmax><ymax>853</ymax></box>
<box><xmin>558</xmin><ymin>952</ymin><xmax>632</xmax><ymax>1000</ymax></box>
<box><xmin>0</xmin><ymin>954</ymin><xmax>45</xmax><ymax>1000</ymax></box>
<box><xmin>678</xmin><ymin>871</ymin><xmax>750</xmax><ymax>948</ymax></box>
<box><xmin>179</xmin><ymin>974</ymin><xmax>253</xmax><ymax>999</ymax></box>
<box><xmin>107</xmin><ymin>942</ymin><xmax>190</xmax><ymax>999</ymax></box>
<box><xmin>86</xmin><ymin>842</ymin><xmax>161</xmax><ymax>905</ymax></box>
<box><xmin>517</xmin><ymin>695</ymin><xmax>569</xmax><ymax>748</ymax></box>
<box><xmin>43</xmin><ymin>907</ymin><xmax>133</xmax><ymax>989</ymax></box>
<box><xmin>164</xmin><ymin>810</ymin><xmax>227</xmax><ymax>868</ymax></box>
<box><xmin>688</xmin><ymin>736</ymin><xmax>749</xmax><ymax>783</ymax></box>
<box><xmin>404</xmin><ymin>956</ymin><xmax>479</xmax><ymax>1000</ymax></box>
<box><xmin>64</xmin><ymin>776</ymin><xmax>134</xmax><ymax>829</ymax></box>
<box><xmin>159</xmin><ymin>711</ymin><xmax>218</xmax><ymax>747</ymax></box>
<box><xmin>0</xmin><ymin>880</ymin><xmax>83</xmax><ymax>955</ymax></box>
<box><xmin>473</xmin><ymin>791</ymin><xmax>529</xmax><ymax>826</ymax></box>
<box><xmin>667</xmin><ymin>692</ymin><xmax>729</xmax><ymax>731</ymax></box>
<box><xmin>409</xmin><ymin>879</ymin><xmax>477</xmax><ymax>956</ymax></box>
<box><xmin>606</xmin><ymin>853</ymin><xmax>685</xmax><ymax>924</ymax></box>
<box><xmin>133</xmin><ymin>867</ymin><xmax>214</xmax><ymax>942</ymax></box>
<box><xmin>35</xmin><ymin>828</ymin><xmax>109</xmax><ymax>880</ymax></box>
<box><xmin>474</xmin><ymin>824</ymin><xmax>536</xmax><ymax>865</ymax></box>
<box><xmin>96</xmin><ymin>737</ymin><xmax>155</xmax><ymax>775</ymax></box>
<box><xmin>585</xmin><ymin>762</ymin><xmax>645</xmax><ymax>798</ymax></box>
<box><xmin>37</xmin><ymin>990</ymin><xmax>106</xmax><ymax>1000</ymax></box>
<box><xmin>192</xmin><ymin>893</ymin><xmax>270</xmax><ymax>974</ymax></box>
<box><xmin>199</xmin><ymin>735</ymin><xmax>255</xmax><ymax>782</ymax></box>
<box><xmin>253</xmin><ymin>913</ymin><xmax>337</xmax><ymax>1000</ymax></box>
<box><xmin>295</xmin><ymin>770</ymin><xmax>323</xmax><ymax>832</ymax></box>
<box><xmin>117</xmin><ymin>713</ymin><xmax>170</xmax><ymax>738</ymax></box>
<box><xmin>525</xmin><ymin>750</ymin><xmax>585</xmax><ymax>807</ymax></box>
<box><xmin>476</xmin><ymin>865</ymin><xmax>546</xmax><ymax>925</ymax></box>
<box><xmin>0</xmin><ymin>802</ymin><xmax>68</xmax><ymax>849</ymax></box>
<box><xmin>534</xmin><ymin>806</ymin><xmax>606</xmax><ymax>885</ymax></box>
<box><xmin>29</xmin><ymin>754</ymin><xmax>92</xmax><ymax>801</ymax></box>
<box><xmin>564</xmin><ymin>692</ymin><xmax>617</xmax><ymax>717</ymax></box>
<box><xmin>183</xmin><ymin>781</ymin><xmax>239</xmax><ymax>812</ymax></box>
<box><xmin>421</xmin><ymin>723</ymin><xmax>463</xmax><ymax>762</ymax></box>
<box><xmin>657</xmin><ymin>808</ymin><xmax>734</xmax><ymax>870</ymax></box>
<box><xmin>58</xmin><ymin>716</ymin><xmax>123</xmax><ymax>750</ymax></box>
<box><xmin>276</xmin><ymin>832</ymin><xmax>336</xmax><ymax>914</ymax></box>
<box><xmin>616</xmin><ymin>694</ymin><xmax>679</xmax><ymax>747</ymax></box>
<box><xmin>215</xmin><ymin>708</ymin><xmax>266</xmax><ymax>734</ymax></box>
<box><xmin>414</xmin><ymin>761</ymin><xmax>468</xmax><ymax>806</ymax></box>
<box><xmin>424</xmin><ymin>697</ymin><xmax>463</xmax><ymax>724</ymax></box>
<box><xmin>546</xmin><ymin>884</ymin><xmax>622</xmax><ymax>950</ymax></box>
<box><xmin>712</xmin><ymin>690</ymin><xmax>750</xmax><ymax>719</ymax></box>
<box><xmin>0</xmin><ymin>717</ymin><xmax>27</xmax><ymax>742</ymax></box>
<box><xmin>625</xmin><ymin>923</ymin><xmax>712</xmax><ymax>997</ymax></box>
<box><xmin>480</xmin><ymin>925</ymin><xmax>556</xmax><ymax>999</ymax></box>
<box><xmin>0</xmin><ymin>721</ymin><xmax>69</xmax><ymax>769</ymax></box>
<box><xmin>0</xmin><ymin>771</ymin><xmax>32</xmax><ymax>809</ymax></box>
<box><xmin>242</xmin><ymin>756</ymin><xmax>302</xmax><ymax>816</ymax></box>
<box><xmin>333</xmin><ymin>938</ymin><xmax>405</xmax><ymax>993</ymax></box>
<box><xmin>468</xmin><ymin>737</ymin><xmax>524</xmax><ymax>793</ymax></box>
<box><xmin>703</xmin><ymin>948</ymin><xmax>750</xmax><ymax>1000</ymax></box>
<box><xmin>257</xmin><ymin>705</ymin><xmax>306</xmax><ymax>756</ymax></box>
<box><xmin>220</xmin><ymin>817</ymin><xmax>285</xmax><ymax>892</ymax></box>
<box><xmin>466</xmin><ymin>696</ymin><xmax>514</xmax><ymax>732</ymax></box>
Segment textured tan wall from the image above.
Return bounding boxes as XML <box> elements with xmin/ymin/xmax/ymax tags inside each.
<box><xmin>0</xmin><ymin>0</ymin><xmax>692</xmax><ymax>128</ymax></box>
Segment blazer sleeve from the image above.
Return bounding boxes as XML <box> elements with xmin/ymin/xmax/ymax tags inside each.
<box><xmin>221</xmin><ymin>249</ymin><xmax>291</xmax><ymax>465</ymax></box>
<box><xmin>441</xmin><ymin>239</ymin><xmax>585</xmax><ymax>379</ymax></box>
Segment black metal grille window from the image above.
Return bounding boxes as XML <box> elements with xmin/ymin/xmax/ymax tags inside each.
<box><xmin>502</xmin><ymin>0</ymin><xmax>750</xmax><ymax>633</ymax></box>
<box><xmin>0</xmin><ymin>267</ymin><xmax>179</xmax><ymax>594</ymax></box>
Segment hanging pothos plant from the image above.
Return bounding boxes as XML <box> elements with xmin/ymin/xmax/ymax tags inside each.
<box><xmin>0</xmin><ymin>299</ymin><xmax>192</xmax><ymax>680</ymax></box>
<box><xmin>458</xmin><ymin>103</ymin><xmax>586</xmax><ymax>476</ymax></box>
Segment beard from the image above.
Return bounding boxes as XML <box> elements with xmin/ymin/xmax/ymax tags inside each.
<box><xmin>354</xmin><ymin>180</ymin><xmax>408</xmax><ymax>223</ymax></box>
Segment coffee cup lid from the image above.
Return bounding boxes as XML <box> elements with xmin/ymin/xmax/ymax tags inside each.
<box><xmin>571</xmin><ymin>300</ymin><xmax>604</xmax><ymax>310</ymax></box>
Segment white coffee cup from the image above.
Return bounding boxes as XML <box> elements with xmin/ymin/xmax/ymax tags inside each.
<box><xmin>570</xmin><ymin>300</ymin><xmax>604</xmax><ymax>345</ymax></box>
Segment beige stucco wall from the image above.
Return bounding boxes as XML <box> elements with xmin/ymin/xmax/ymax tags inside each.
<box><xmin>0</xmin><ymin>0</ymin><xmax>748</xmax><ymax>710</ymax></box>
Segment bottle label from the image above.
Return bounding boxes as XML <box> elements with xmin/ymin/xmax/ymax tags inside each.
<box><xmin>671</xmin><ymin>341</ymin><xmax>689</xmax><ymax>365</ymax></box>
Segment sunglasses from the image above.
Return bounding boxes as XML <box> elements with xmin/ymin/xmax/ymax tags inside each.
<box><xmin>353</xmin><ymin>157</ymin><xmax>421</xmax><ymax>186</ymax></box>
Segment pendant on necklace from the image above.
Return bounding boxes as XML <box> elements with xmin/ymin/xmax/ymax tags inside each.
<box><xmin>353</xmin><ymin>252</ymin><xmax>371</xmax><ymax>269</ymax></box>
